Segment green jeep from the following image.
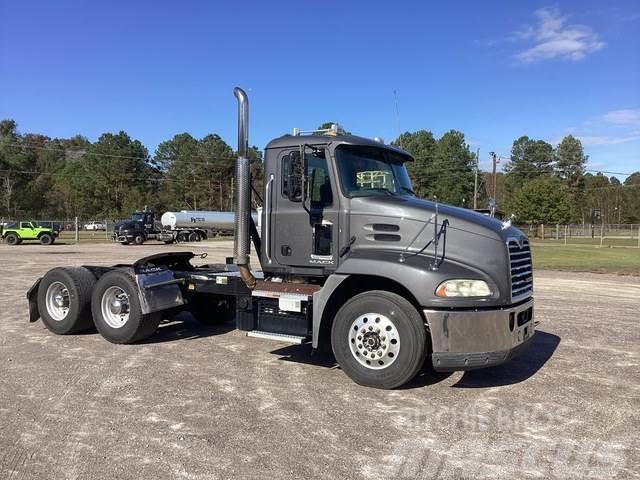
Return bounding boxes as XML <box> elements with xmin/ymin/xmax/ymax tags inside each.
<box><xmin>1</xmin><ymin>221</ymin><xmax>57</xmax><ymax>245</ymax></box>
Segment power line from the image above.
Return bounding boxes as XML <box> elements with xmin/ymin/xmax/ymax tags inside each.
<box><xmin>2</xmin><ymin>140</ymin><xmax>637</xmax><ymax>177</ymax></box>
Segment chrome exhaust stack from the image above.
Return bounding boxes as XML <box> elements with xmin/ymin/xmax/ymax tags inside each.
<box><xmin>233</xmin><ymin>87</ymin><xmax>256</xmax><ymax>289</ymax></box>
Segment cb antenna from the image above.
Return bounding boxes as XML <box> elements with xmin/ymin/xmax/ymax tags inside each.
<box><xmin>393</xmin><ymin>89</ymin><xmax>402</xmax><ymax>148</ymax></box>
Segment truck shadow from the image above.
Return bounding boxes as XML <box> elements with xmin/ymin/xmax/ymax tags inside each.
<box><xmin>269</xmin><ymin>345</ymin><xmax>455</xmax><ymax>388</ymax></box>
<box><xmin>138</xmin><ymin>314</ymin><xmax>235</xmax><ymax>344</ymax></box>
<box><xmin>451</xmin><ymin>330</ymin><xmax>560</xmax><ymax>388</ymax></box>
<box><xmin>268</xmin><ymin>330</ymin><xmax>559</xmax><ymax>390</ymax></box>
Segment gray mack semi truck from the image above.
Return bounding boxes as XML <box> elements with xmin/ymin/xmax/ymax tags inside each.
<box><xmin>27</xmin><ymin>87</ymin><xmax>534</xmax><ymax>389</ymax></box>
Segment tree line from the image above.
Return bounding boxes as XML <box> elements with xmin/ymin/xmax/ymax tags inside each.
<box><xmin>0</xmin><ymin>119</ymin><xmax>262</xmax><ymax>220</ymax></box>
<box><xmin>395</xmin><ymin>130</ymin><xmax>640</xmax><ymax>225</ymax></box>
<box><xmin>1</xmin><ymin>118</ymin><xmax>638</xmax><ymax>224</ymax></box>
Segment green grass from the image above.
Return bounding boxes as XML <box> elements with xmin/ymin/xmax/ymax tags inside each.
<box><xmin>532</xmin><ymin>244</ymin><xmax>640</xmax><ymax>275</ymax></box>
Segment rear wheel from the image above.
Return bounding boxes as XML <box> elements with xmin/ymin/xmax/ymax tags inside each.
<box><xmin>37</xmin><ymin>267</ymin><xmax>96</xmax><ymax>334</ymax></box>
<box><xmin>40</xmin><ymin>233</ymin><xmax>53</xmax><ymax>245</ymax></box>
<box><xmin>178</xmin><ymin>232</ymin><xmax>189</xmax><ymax>242</ymax></box>
<box><xmin>5</xmin><ymin>233</ymin><xmax>19</xmax><ymax>245</ymax></box>
<box><xmin>331</xmin><ymin>290</ymin><xmax>426</xmax><ymax>389</ymax></box>
<box><xmin>91</xmin><ymin>270</ymin><xmax>161</xmax><ymax>344</ymax></box>
<box><xmin>188</xmin><ymin>232</ymin><xmax>199</xmax><ymax>242</ymax></box>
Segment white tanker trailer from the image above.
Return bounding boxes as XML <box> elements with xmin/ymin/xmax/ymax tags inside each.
<box><xmin>113</xmin><ymin>209</ymin><xmax>260</xmax><ymax>245</ymax></box>
<box><xmin>161</xmin><ymin>210</ymin><xmax>260</xmax><ymax>234</ymax></box>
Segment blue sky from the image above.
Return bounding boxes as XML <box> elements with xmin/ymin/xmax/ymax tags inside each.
<box><xmin>1</xmin><ymin>1</ymin><xmax>638</xmax><ymax>177</ymax></box>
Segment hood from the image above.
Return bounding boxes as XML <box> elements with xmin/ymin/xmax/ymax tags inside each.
<box><xmin>350</xmin><ymin>195</ymin><xmax>520</xmax><ymax>242</ymax></box>
<box><xmin>114</xmin><ymin>220</ymin><xmax>139</xmax><ymax>231</ymax></box>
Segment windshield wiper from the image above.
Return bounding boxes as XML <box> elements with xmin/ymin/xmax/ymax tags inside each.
<box><xmin>362</xmin><ymin>188</ymin><xmax>393</xmax><ymax>196</ymax></box>
<box><xmin>399</xmin><ymin>186</ymin><xmax>415</xmax><ymax>196</ymax></box>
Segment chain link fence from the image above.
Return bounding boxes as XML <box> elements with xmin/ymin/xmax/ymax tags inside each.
<box><xmin>519</xmin><ymin>223</ymin><xmax>640</xmax><ymax>248</ymax></box>
<box><xmin>0</xmin><ymin>217</ymin><xmax>116</xmax><ymax>244</ymax></box>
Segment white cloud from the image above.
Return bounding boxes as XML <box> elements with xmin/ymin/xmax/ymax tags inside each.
<box><xmin>514</xmin><ymin>7</ymin><xmax>605</xmax><ymax>63</ymax></box>
<box><xmin>576</xmin><ymin>134</ymin><xmax>640</xmax><ymax>146</ymax></box>
<box><xmin>603</xmin><ymin>109</ymin><xmax>640</xmax><ymax>126</ymax></box>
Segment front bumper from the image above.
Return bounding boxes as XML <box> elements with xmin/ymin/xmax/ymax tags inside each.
<box><xmin>112</xmin><ymin>233</ymin><xmax>134</xmax><ymax>242</ymax></box>
<box><xmin>424</xmin><ymin>298</ymin><xmax>534</xmax><ymax>372</ymax></box>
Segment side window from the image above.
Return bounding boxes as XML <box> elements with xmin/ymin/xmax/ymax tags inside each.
<box><xmin>281</xmin><ymin>153</ymin><xmax>291</xmax><ymax>198</ymax></box>
<box><xmin>307</xmin><ymin>155</ymin><xmax>332</xmax><ymax>207</ymax></box>
<box><xmin>21</xmin><ymin>222</ymin><xmax>30</xmax><ymax>229</ymax></box>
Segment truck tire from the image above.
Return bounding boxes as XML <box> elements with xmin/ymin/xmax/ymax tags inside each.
<box><xmin>91</xmin><ymin>270</ymin><xmax>161</xmax><ymax>344</ymax></box>
<box><xmin>5</xmin><ymin>233</ymin><xmax>19</xmax><ymax>245</ymax></box>
<box><xmin>37</xmin><ymin>267</ymin><xmax>96</xmax><ymax>334</ymax></box>
<box><xmin>188</xmin><ymin>232</ymin><xmax>199</xmax><ymax>242</ymax></box>
<box><xmin>133</xmin><ymin>234</ymin><xmax>145</xmax><ymax>245</ymax></box>
<box><xmin>178</xmin><ymin>232</ymin><xmax>189</xmax><ymax>242</ymax></box>
<box><xmin>39</xmin><ymin>233</ymin><xmax>53</xmax><ymax>245</ymax></box>
<box><xmin>188</xmin><ymin>296</ymin><xmax>235</xmax><ymax>325</ymax></box>
<box><xmin>331</xmin><ymin>290</ymin><xmax>426</xmax><ymax>389</ymax></box>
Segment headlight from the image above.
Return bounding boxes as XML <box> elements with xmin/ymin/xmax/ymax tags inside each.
<box><xmin>435</xmin><ymin>279</ymin><xmax>492</xmax><ymax>298</ymax></box>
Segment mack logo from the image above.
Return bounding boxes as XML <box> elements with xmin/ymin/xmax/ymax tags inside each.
<box><xmin>517</xmin><ymin>236</ymin><xmax>525</xmax><ymax>249</ymax></box>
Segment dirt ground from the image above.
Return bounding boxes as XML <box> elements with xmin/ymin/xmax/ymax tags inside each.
<box><xmin>0</xmin><ymin>242</ymin><xmax>638</xmax><ymax>479</ymax></box>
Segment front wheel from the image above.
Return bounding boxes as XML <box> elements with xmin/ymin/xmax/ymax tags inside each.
<box><xmin>91</xmin><ymin>270</ymin><xmax>161</xmax><ymax>344</ymax></box>
<box><xmin>331</xmin><ymin>290</ymin><xmax>426</xmax><ymax>389</ymax></box>
<box><xmin>133</xmin><ymin>233</ymin><xmax>145</xmax><ymax>245</ymax></box>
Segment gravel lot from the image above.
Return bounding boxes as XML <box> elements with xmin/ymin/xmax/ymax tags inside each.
<box><xmin>1</xmin><ymin>242</ymin><xmax>638</xmax><ymax>479</ymax></box>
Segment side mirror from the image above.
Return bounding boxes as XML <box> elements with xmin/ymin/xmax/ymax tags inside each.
<box><xmin>287</xmin><ymin>150</ymin><xmax>306</xmax><ymax>203</ymax></box>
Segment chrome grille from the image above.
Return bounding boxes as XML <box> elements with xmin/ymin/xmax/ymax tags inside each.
<box><xmin>508</xmin><ymin>237</ymin><xmax>533</xmax><ymax>301</ymax></box>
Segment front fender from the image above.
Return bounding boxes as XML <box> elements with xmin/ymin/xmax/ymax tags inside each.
<box><xmin>336</xmin><ymin>250</ymin><xmax>503</xmax><ymax>308</ymax></box>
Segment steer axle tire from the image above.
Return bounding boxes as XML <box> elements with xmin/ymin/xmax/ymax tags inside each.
<box><xmin>331</xmin><ymin>290</ymin><xmax>426</xmax><ymax>389</ymax></box>
<box><xmin>37</xmin><ymin>267</ymin><xmax>96</xmax><ymax>334</ymax></box>
<box><xmin>91</xmin><ymin>270</ymin><xmax>161</xmax><ymax>344</ymax></box>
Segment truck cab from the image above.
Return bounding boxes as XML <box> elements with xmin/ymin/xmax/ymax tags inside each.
<box><xmin>113</xmin><ymin>211</ymin><xmax>162</xmax><ymax>245</ymax></box>
<box><xmin>258</xmin><ymin>129</ymin><xmax>534</xmax><ymax>376</ymax></box>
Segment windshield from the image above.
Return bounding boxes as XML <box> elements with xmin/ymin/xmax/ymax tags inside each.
<box><xmin>335</xmin><ymin>145</ymin><xmax>414</xmax><ymax>198</ymax></box>
<box><xmin>131</xmin><ymin>213</ymin><xmax>145</xmax><ymax>221</ymax></box>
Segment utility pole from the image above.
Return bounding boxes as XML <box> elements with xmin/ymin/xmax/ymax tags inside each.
<box><xmin>473</xmin><ymin>148</ymin><xmax>479</xmax><ymax>210</ymax></box>
<box><xmin>490</xmin><ymin>151</ymin><xmax>499</xmax><ymax>200</ymax></box>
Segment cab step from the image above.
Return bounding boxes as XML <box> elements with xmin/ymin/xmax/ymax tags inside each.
<box><xmin>246</xmin><ymin>330</ymin><xmax>307</xmax><ymax>344</ymax></box>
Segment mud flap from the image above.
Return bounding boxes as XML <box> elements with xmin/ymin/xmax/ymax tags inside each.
<box><xmin>27</xmin><ymin>278</ymin><xmax>42</xmax><ymax>322</ymax></box>
<box><xmin>135</xmin><ymin>266</ymin><xmax>185</xmax><ymax>314</ymax></box>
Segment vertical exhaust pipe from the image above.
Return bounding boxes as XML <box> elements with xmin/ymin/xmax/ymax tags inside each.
<box><xmin>233</xmin><ymin>87</ymin><xmax>256</xmax><ymax>289</ymax></box>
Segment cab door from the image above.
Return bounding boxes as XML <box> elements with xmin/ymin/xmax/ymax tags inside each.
<box><xmin>272</xmin><ymin>147</ymin><xmax>339</xmax><ymax>270</ymax></box>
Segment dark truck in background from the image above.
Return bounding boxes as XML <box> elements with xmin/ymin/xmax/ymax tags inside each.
<box><xmin>27</xmin><ymin>87</ymin><xmax>534</xmax><ymax>389</ymax></box>
<box><xmin>112</xmin><ymin>211</ymin><xmax>177</xmax><ymax>245</ymax></box>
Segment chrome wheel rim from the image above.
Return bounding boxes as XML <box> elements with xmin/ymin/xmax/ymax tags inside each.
<box><xmin>101</xmin><ymin>286</ymin><xmax>130</xmax><ymax>329</ymax></box>
<box><xmin>348</xmin><ymin>313</ymin><xmax>400</xmax><ymax>370</ymax></box>
<box><xmin>45</xmin><ymin>281</ymin><xmax>70</xmax><ymax>321</ymax></box>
